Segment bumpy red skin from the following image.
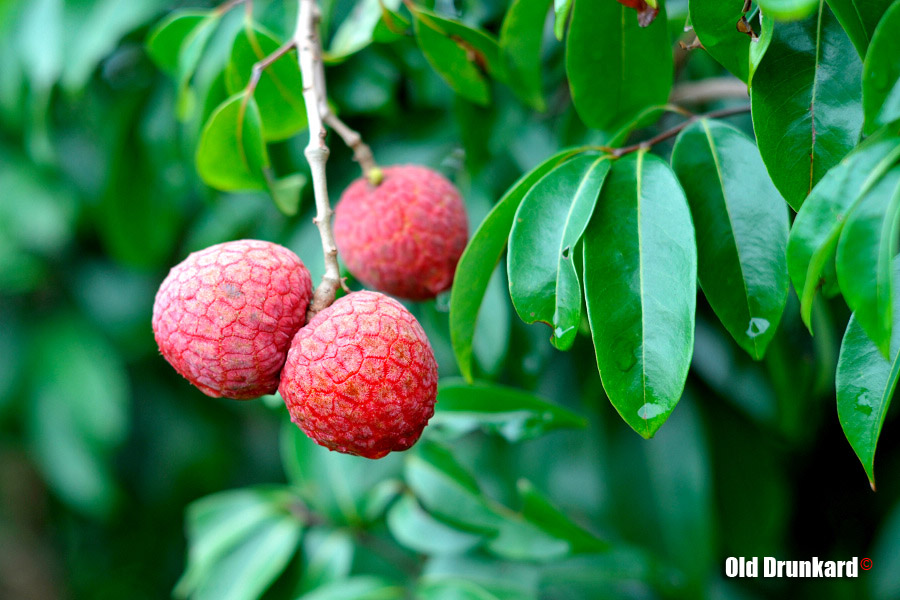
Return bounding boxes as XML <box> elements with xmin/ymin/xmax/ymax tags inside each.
<box><xmin>334</xmin><ymin>165</ymin><xmax>468</xmax><ymax>301</ymax></box>
<box><xmin>279</xmin><ymin>291</ymin><xmax>438</xmax><ymax>459</ymax></box>
<box><xmin>152</xmin><ymin>240</ymin><xmax>312</xmax><ymax>400</ymax></box>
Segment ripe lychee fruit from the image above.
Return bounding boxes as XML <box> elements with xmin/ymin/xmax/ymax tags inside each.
<box><xmin>334</xmin><ymin>165</ymin><xmax>468</xmax><ymax>301</ymax></box>
<box><xmin>153</xmin><ymin>240</ymin><xmax>312</xmax><ymax>399</ymax></box>
<box><xmin>279</xmin><ymin>290</ymin><xmax>438</xmax><ymax>458</ymax></box>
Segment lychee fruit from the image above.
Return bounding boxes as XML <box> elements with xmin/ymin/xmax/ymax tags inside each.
<box><xmin>279</xmin><ymin>290</ymin><xmax>438</xmax><ymax>458</ymax></box>
<box><xmin>153</xmin><ymin>240</ymin><xmax>312</xmax><ymax>399</ymax></box>
<box><xmin>334</xmin><ymin>165</ymin><xmax>468</xmax><ymax>301</ymax></box>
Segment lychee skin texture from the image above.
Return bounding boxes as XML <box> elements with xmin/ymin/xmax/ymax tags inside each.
<box><xmin>334</xmin><ymin>165</ymin><xmax>468</xmax><ymax>301</ymax></box>
<box><xmin>152</xmin><ymin>240</ymin><xmax>312</xmax><ymax>400</ymax></box>
<box><xmin>279</xmin><ymin>291</ymin><xmax>438</xmax><ymax>459</ymax></box>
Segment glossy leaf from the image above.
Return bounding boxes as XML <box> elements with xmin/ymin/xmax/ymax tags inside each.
<box><xmin>836</xmin><ymin>168</ymin><xmax>900</xmax><ymax>355</ymax></box>
<box><xmin>387</xmin><ymin>494</ymin><xmax>484</xmax><ymax>555</ymax></box>
<box><xmin>411</xmin><ymin>9</ymin><xmax>501</xmax><ymax>106</ymax></box>
<box><xmin>328</xmin><ymin>0</ymin><xmax>403</xmax><ymax>60</ymax></box>
<box><xmin>146</xmin><ymin>10</ymin><xmax>216</xmax><ymax>76</ymax></box>
<box><xmin>583</xmin><ymin>152</ymin><xmax>697</xmax><ymax>438</ymax></box>
<box><xmin>268</xmin><ymin>172</ymin><xmax>306</xmax><ymax>217</ymax></box>
<box><xmin>749</xmin><ymin>9</ymin><xmax>775</xmax><ymax>82</ymax></box>
<box><xmin>297</xmin><ymin>577</ymin><xmax>404</xmax><ymax>600</ymax></box>
<box><xmin>689</xmin><ymin>0</ymin><xmax>752</xmax><ymax>82</ymax></box>
<box><xmin>862</xmin><ymin>1</ymin><xmax>900</xmax><ymax>134</ymax></box>
<box><xmin>826</xmin><ymin>0</ymin><xmax>892</xmax><ymax>57</ymax></box>
<box><xmin>554</xmin><ymin>0</ymin><xmax>573</xmax><ymax>39</ymax></box>
<box><xmin>566</xmin><ymin>0</ymin><xmax>672</xmax><ymax>131</ymax></box>
<box><xmin>196</xmin><ymin>93</ymin><xmax>269</xmax><ymax>191</ymax></box>
<box><xmin>671</xmin><ymin>119</ymin><xmax>789</xmax><ymax>359</ymax></box>
<box><xmin>836</xmin><ymin>259</ymin><xmax>900</xmax><ymax>489</ymax></box>
<box><xmin>226</xmin><ymin>25</ymin><xmax>307</xmax><ymax>141</ymax></box>
<box><xmin>404</xmin><ymin>441</ymin><xmax>505</xmax><ymax>533</ymax></box>
<box><xmin>175</xmin><ymin>487</ymin><xmax>303</xmax><ymax>600</ymax></box>
<box><xmin>500</xmin><ymin>0</ymin><xmax>551</xmax><ymax>110</ymax></box>
<box><xmin>450</xmin><ymin>148</ymin><xmax>587</xmax><ymax>382</ymax></box>
<box><xmin>516</xmin><ymin>480</ymin><xmax>607</xmax><ymax>554</ymax></box>
<box><xmin>787</xmin><ymin>128</ymin><xmax>900</xmax><ymax>331</ymax></box>
<box><xmin>429</xmin><ymin>378</ymin><xmax>586</xmax><ymax>442</ymax></box>
<box><xmin>751</xmin><ymin>1</ymin><xmax>863</xmax><ymax>209</ymax></box>
<box><xmin>758</xmin><ymin>0</ymin><xmax>819</xmax><ymax>20</ymax></box>
<box><xmin>508</xmin><ymin>154</ymin><xmax>610</xmax><ymax>350</ymax></box>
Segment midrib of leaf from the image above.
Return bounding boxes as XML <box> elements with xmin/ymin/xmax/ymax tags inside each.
<box><xmin>553</xmin><ymin>156</ymin><xmax>607</xmax><ymax>328</ymax></box>
<box><xmin>808</xmin><ymin>0</ymin><xmax>826</xmax><ymax>196</ymax></box>
<box><xmin>636</xmin><ymin>151</ymin><xmax>649</xmax><ymax>437</ymax></box>
<box><xmin>701</xmin><ymin>120</ymin><xmax>758</xmax><ymax>357</ymax></box>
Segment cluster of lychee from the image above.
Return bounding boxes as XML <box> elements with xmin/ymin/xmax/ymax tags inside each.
<box><xmin>152</xmin><ymin>166</ymin><xmax>468</xmax><ymax>458</ymax></box>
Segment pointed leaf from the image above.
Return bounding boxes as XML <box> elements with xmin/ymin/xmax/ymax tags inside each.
<box><xmin>328</xmin><ymin>0</ymin><xmax>403</xmax><ymax>60</ymax></box>
<box><xmin>516</xmin><ymin>480</ymin><xmax>608</xmax><ymax>554</ymax></box>
<box><xmin>583</xmin><ymin>152</ymin><xmax>697</xmax><ymax>438</ymax></box>
<box><xmin>450</xmin><ymin>148</ymin><xmax>588</xmax><ymax>381</ymax></box>
<box><xmin>554</xmin><ymin>0</ymin><xmax>573</xmax><ymax>40</ymax></box>
<box><xmin>387</xmin><ymin>493</ymin><xmax>484</xmax><ymax>555</ymax></box>
<box><xmin>196</xmin><ymin>93</ymin><xmax>269</xmax><ymax>191</ymax></box>
<box><xmin>500</xmin><ymin>0</ymin><xmax>551</xmax><ymax>111</ymax></box>
<box><xmin>226</xmin><ymin>25</ymin><xmax>307</xmax><ymax>141</ymax></box>
<box><xmin>787</xmin><ymin>127</ymin><xmax>900</xmax><ymax>331</ymax></box>
<box><xmin>509</xmin><ymin>154</ymin><xmax>610</xmax><ymax>350</ymax></box>
<box><xmin>749</xmin><ymin>9</ymin><xmax>775</xmax><ymax>82</ymax></box>
<box><xmin>836</xmin><ymin>258</ymin><xmax>900</xmax><ymax>488</ymax></box>
<box><xmin>430</xmin><ymin>378</ymin><xmax>586</xmax><ymax>442</ymax></box>
<box><xmin>751</xmin><ymin>1</ymin><xmax>863</xmax><ymax>209</ymax></box>
<box><xmin>146</xmin><ymin>10</ymin><xmax>216</xmax><ymax>75</ymax></box>
<box><xmin>268</xmin><ymin>172</ymin><xmax>306</xmax><ymax>217</ymax></box>
<box><xmin>566</xmin><ymin>0</ymin><xmax>672</xmax><ymax>131</ymax></box>
<box><xmin>836</xmin><ymin>168</ymin><xmax>900</xmax><ymax>355</ymax></box>
<box><xmin>825</xmin><ymin>0</ymin><xmax>892</xmax><ymax>57</ymax></box>
<box><xmin>689</xmin><ymin>0</ymin><xmax>752</xmax><ymax>82</ymax></box>
<box><xmin>862</xmin><ymin>1</ymin><xmax>900</xmax><ymax>134</ymax></box>
<box><xmin>671</xmin><ymin>119</ymin><xmax>789</xmax><ymax>359</ymax></box>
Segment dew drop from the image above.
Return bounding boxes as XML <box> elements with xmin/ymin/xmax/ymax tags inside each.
<box><xmin>562</xmin><ymin>245</ymin><xmax>571</xmax><ymax>259</ymax></box>
<box><xmin>746</xmin><ymin>317</ymin><xmax>770</xmax><ymax>338</ymax></box>
<box><xmin>856</xmin><ymin>392</ymin><xmax>874</xmax><ymax>416</ymax></box>
<box><xmin>637</xmin><ymin>403</ymin><xmax>664</xmax><ymax>420</ymax></box>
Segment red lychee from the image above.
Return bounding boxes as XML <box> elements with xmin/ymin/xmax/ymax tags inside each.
<box><xmin>153</xmin><ymin>240</ymin><xmax>312</xmax><ymax>399</ymax></box>
<box><xmin>334</xmin><ymin>165</ymin><xmax>468</xmax><ymax>301</ymax></box>
<box><xmin>279</xmin><ymin>291</ymin><xmax>438</xmax><ymax>459</ymax></box>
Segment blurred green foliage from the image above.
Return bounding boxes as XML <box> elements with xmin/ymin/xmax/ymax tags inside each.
<box><xmin>1</xmin><ymin>1</ymin><xmax>900</xmax><ymax>599</ymax></box>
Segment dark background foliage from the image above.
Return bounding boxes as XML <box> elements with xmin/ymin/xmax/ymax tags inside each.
<box><xmin>1</xmin><ymin>0</ymin><xmax>899</xmax><ymax>599</ymax></box>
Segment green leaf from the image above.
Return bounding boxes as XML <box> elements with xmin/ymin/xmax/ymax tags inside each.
<box><xmin>787</xmin><ymin>127</ymin><xmax>900</xmax><ymax>332</ymax></box>
<box><xmin>419</xmin><ymin>556</ymin><xmax>539</xmax><ymax>599</ymax></box>
<box><xmin>268</xmin><ymin>172</ymin><xmax>307</xmax><ymax>217</ymax></box>
<box><xmin>196</xmin><ymin>92</ymin><xmax>270</xmax><ymax>191</ymax></box>
<box><xmin>175</xmin><ymin>487</ymin><xmax>303</xmax><ymax>600</ymax></box>
<box><xmin>671</xmin><ymin>119</ymin><xmax>789</xmax><ymax>359</ymax></box>
<box><xmin>689</xmin><ymin>0</ymin><xmax>752</xmax><ymax>82</ymax></box>
<box><xmin>749</xmin><ymin>9</ymin><xmax>775</xmax><ymax>82</ymax></box>
<box><xmin>299</xmin><ymin>530</ymin><xmax>355</xmax><ymax>592</ymax></box>
<box><xmin>751</xmin><ymin>1</ymin><xmax>863</xmax><ymax>210</ymax></box>
<box><xmin>862</xmin><ymin>1</ymin><xmax>900</xmax><ymax>134</ymax></box>
<box><xmin>146</xmin><ymin>10</ymin><xmax>214</xmax><ymax>74</ymax></box>
<box><xmin>387</xmin><ymin>493</ymin><xmax>484</xmax><ymax>555</ymax></box>
<box><xmin>583</xmin><ymin>152</ymin><xmax>697</xmax><ymax>438</ymax></box>
<box><xmin>565</xmin><ymin>0</ymin><xmax>672</xmax><ymax>131</ymax></box>
<box><xmin>450</xmin><ymin>147</ymin><xmax>587</xmax><ymax>382</ymax></box>
<box><xmin>430</xmin><ymin>378</ymin><xmax>587</xmax><ymax>442</ymax></box>
<box><xmin>757</xmin><ymin>0</ymin><xmax>819</xmax><ymax>20</ymax></box>
<box><xmin>554</xmin><ymin>0</ymin><xmax>573</xmax><ymax>40</ymax></box>
<box><xmin>280</xmin><ymin>421</ymin><xmax>403</xmax><ymax>526</ymax></box>
<box><xmin>328</xmin><ymin>0</ymin><xmax>403</xmax><ymax>60</ymax></box>
<box><xmin>410</xmin><ymin>9</ymin><xmax>501</xmax><ymax>106</ymax></box>
<box><xmin>226</xmin><ymin>25</ymin><xmax>307</xmax><ymax>141</ymax></box>
<box><xmin>26</xmin><ymin>316</ymin><xmax>128</xmax><ymax>518</ymax></box>
<box><xmin>508</xmin><ymin>154</ymin><xmax>610</xmax><ymax>350</ymax></box>
<box><xmin>836</xmin><ymin>258</ymin><xmax>900</xmax><ymax>489</ymax></box>
<box><xmin>836</xmin><ymin>168</ymin><xmax>900</xmax><ymax>355</ymax></box>
<box><xmin>500</xmin><ymin>0</ymin><xmax>551</xmax><ymax>110</ymax></box>
<box><xmin>404</xmin><ymin>440</ymin><xmax>505</xmax><ymax>533</ymax></box>
<box><xmin>516</xmin><ymin>480</ymin><xmax>607</xmax><ymax>554</ymax></box>
<box><xmin>825</xmin><ymin>0</ymin><xmax>892</xmax><ymax>57</ymax></box>
<box><xmin>298</xmin><ymin>577</ymin><xmax>404</xmax><ymax>600</ymax></box>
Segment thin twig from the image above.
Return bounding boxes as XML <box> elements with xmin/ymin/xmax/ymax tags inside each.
<box><xmin>295</xmin><ymin>0</ymin><xmax>346</xmax><ymax>318</ymax></box>
<box><xmin>610</xmin><ymin>104</ymin><xmax>751</xmax><ymax>157</ymax></box>
<box><xmin>323</xmin><ymin>112</ymin><xmax>379</xmax><ymax>178</ymax></box>
<box><xmin>670</xmin><ymin>78</ymin><xmax>749</xmax><ymax>104</ymax></box>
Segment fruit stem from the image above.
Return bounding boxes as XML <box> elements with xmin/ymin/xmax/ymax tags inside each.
<box><xmin>295</xmin><ymin>0</ymin><xmax>347</xmax><ymax>318</ymax></box>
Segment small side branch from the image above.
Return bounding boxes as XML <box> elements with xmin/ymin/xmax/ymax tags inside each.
<box><xmin>608</xmin><ymin>104</ymin><xmax>751</xmax><ymax>158</ymax></box>
<box><xmin>323</xmin><ymin>111</ymin><xmax>379</xmax><ymax>179</ymax></box>
<box><xmin>295</xmin><ymin>0</ymin><xmax>345</xmax><ymax>318</ymax></box>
